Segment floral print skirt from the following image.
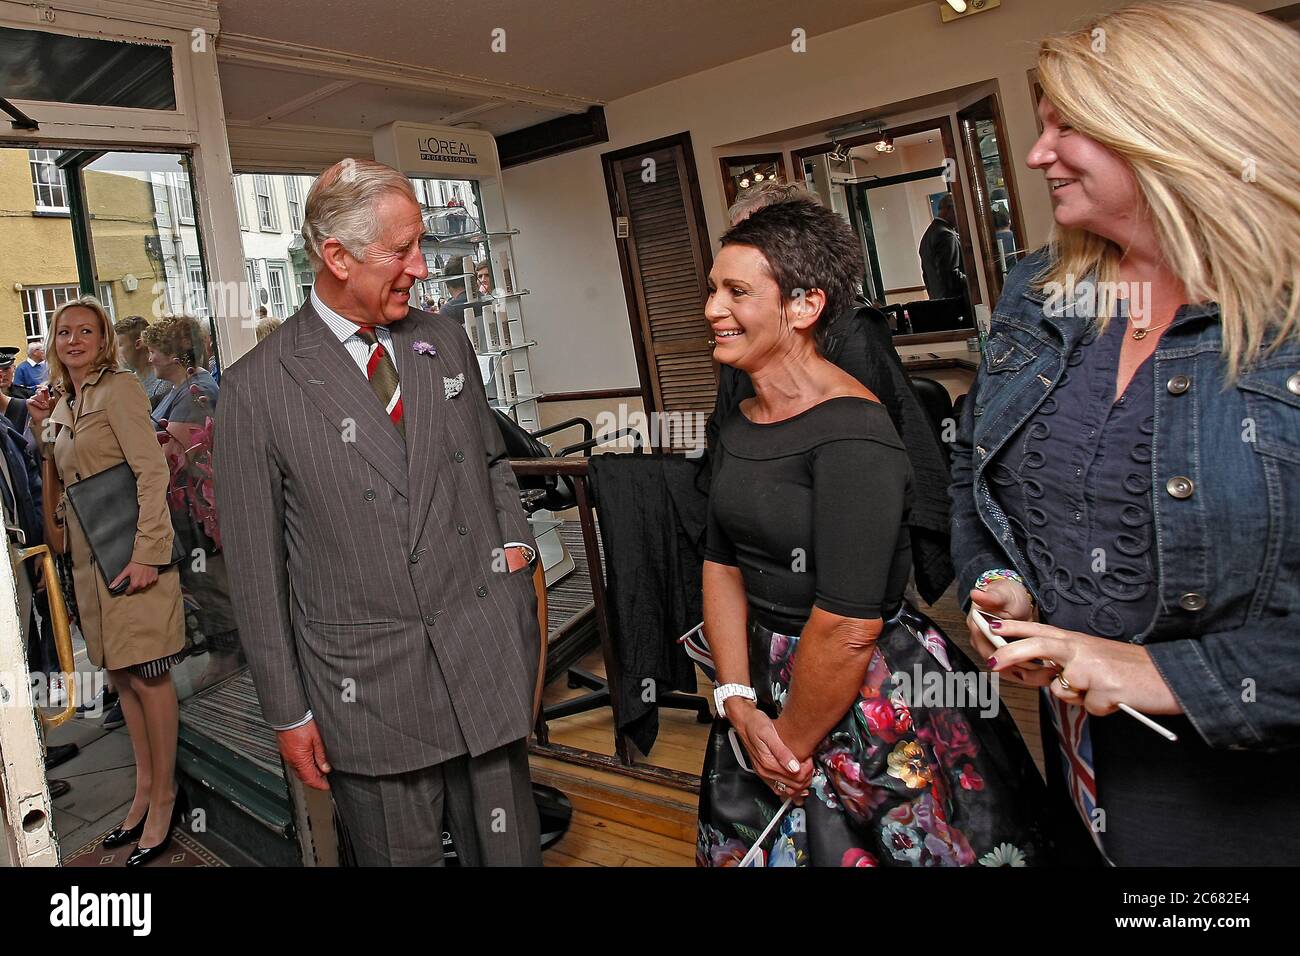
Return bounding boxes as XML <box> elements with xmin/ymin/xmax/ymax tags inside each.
<box><xmin>696</xmin><ymin>601</ymin><xmax>1048</xmax><ymax>867</ymax></box>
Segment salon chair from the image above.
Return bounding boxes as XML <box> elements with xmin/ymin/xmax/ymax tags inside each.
<box><xmin>495</xmin><ymin>409</ymin><xmax>642</xmax><ymax>508</ymax></box>
<box><xmin>909</xmin><ymin>376</ymin><xmax>965</xmax><ymax>467</ymax></box>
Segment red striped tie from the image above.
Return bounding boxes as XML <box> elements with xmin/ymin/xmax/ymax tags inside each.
<box><xmin>355</xmin><ymin>325</ymin><xmax>404</xmax><ymax>436</ymax></box>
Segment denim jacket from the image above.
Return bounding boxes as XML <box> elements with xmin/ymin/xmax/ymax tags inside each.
<box><xmin>950</xmin><ymin>248</ymin><xmax>1300</xmax><ymax>752</ymax></box>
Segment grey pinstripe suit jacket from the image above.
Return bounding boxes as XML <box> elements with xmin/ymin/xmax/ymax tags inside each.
<box><xmin>214</xmin><ymin>302</ymin><xmax>539</xmax><ymax>776</ymax></box>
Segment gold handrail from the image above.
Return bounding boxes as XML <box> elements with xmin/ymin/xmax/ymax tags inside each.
<box><xmin>16</xmin><ymin>544</ymin><xmax>76</xmax><ymax>728</ymax></box>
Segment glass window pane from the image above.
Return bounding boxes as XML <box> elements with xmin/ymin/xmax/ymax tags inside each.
<box><xmin>28</xmin><ymin>149</ymin><xmax>68</xmax><ymax>210</ymax></box>
<box><xmin>79</xmin><ymin>152</ymin><xmax>204</xmax><ymax>333</ymax></box>
<box><xmin>0</xmin><ymin>26</ymin><xmax>176</xmax><ymax>110</ymax></box>
<box><xmin>236</xmin><ymin>173</ymin><xmax>319</xmax><ymax>319</ymax></box>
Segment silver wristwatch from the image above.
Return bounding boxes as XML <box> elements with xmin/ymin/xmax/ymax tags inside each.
<box><xmin>713</xmin><ymin>682</ymin><xmax>757</xmax><ymax>714</ymax></box>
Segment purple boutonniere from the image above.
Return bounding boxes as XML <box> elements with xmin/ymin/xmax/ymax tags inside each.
<box><xmin>412</xmin><ymin>340</ymin><xmax>437</xmax><ymax>356</ymax></box>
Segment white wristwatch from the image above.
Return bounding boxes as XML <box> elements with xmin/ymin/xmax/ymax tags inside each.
<box><xmin>713</xmin><ymin>682</ymin><xmax>757</xmax><ymax>714</ymax></box>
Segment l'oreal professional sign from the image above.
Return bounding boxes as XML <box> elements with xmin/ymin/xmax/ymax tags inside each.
<box><xmin>373</xmin><ymin>122</ymin><xmax>501</xmax><ymax>180</ymax></box>
<box><xmin>417</xmin><ymin>136</ymin><xmax>477</xmax><ymax>165</ymax></box>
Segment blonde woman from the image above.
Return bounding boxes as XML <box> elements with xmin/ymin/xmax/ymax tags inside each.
<box><xmin>951</xmin><ymin>0</ymin><xmax>1300</xmax><ymax>866</ymax></box>
<box><xmin>27</xmin><ymin>297</ymin><xmax>187</xmax><ymax>866</ymax></box>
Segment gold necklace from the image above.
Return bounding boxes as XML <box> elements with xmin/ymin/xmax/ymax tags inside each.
<box><xmin>1129</xmin><ymin>317</ymin><xmax>1175</xmax><ymax>340</ymax></box>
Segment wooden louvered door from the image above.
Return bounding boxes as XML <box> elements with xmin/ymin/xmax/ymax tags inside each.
<box><xmin>604</xmin><ymin>133</ymin><xmax>716</xmax><ymax>449</ymax></box>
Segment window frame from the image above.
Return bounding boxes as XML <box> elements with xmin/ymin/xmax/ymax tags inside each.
<box><xmin>174</xmin><ymin>170</ymin><xmax>195</xmax><ymax>224</ymax></box>
<box><xmin>151</xmin><ymin>171</ymin><xmax>173</xmax><ymax>228</ymax></box>
<box><xmin>97</xmin><ymin>282</ymin><xmax>116</xmax><ymax>319</ymax></box>
<box><xmin>20</xmin><ymin>283</ymin><xmax>79</xmax><ymax>343</ymax></box>
<box><xmin>253</xmin><ymin>174</ymin><xmax>279</xmax><ymax>231</ymax></box>
<box><xmin>28</xmin><ymin>148</ymin><xmax>69</xmax><ymax>212</ymax></box>
<box><xmin>265</xmin><ymin>260</ymin><xmax>290</xmax><ymax>318</ymax></box>
<box><xmin>285</xmin><ymin>176</ymin><xmax>304</xmax><ymax>232</ymax></box>
<box><xmin>186</xmin><ymin>255</ymin><xmax>209</xmax><ymax>317</ymax></box>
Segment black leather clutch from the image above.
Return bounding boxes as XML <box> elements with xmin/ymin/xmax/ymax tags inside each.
<box><xmin>64</xmin><ymin>461</ymin><xmax>183</xmax><ymax>595</ymax></box>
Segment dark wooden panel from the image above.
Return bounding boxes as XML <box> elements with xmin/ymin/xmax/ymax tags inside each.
<box><xmin>603</xmin><ymin>133</ymin><xmax>717</xmax><ymax>439</ymax></box>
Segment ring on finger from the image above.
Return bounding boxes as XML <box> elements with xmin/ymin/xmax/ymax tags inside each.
<box><xmin>1055</xmin><ymin>672</ymin><xmax>1072</xmax><ymax>692</ymax></box>
<box><xmin>775</xmin><ymin>782</ymin><xmax>787</xmax><ymax>792</ymax></box>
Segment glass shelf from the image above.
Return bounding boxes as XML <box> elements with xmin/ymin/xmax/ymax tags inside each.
<box><xmin>427</xmin><ymin>228</ymin><xmax>520</xmax><ymax>245</ymax></box>
<box><xmin>528</xmin><ymin>517</ymin><xmax>564</xmax><ymax>536</ymax></box>
<box><xmin>490</xmin><ymin>392</ymin><xmax>544</xmax><ymax>410</ymax></box>
<box><xmin>459</xmin><ymin>290</ymin><xmax>531</xmax><ymax>313</ymax></box>
<box><xmin>476</xmin><ymin>340</ymin><xmax>536</xmax><ymax>357</ymax></box>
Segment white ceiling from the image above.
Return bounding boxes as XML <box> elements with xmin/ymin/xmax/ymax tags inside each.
<box><xmin>216</xmin><ymin>0</ymin><xmax>931</xmax><ymax>136</ymax></box>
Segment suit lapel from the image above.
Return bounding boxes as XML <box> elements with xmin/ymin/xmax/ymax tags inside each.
<box><xmin>279</xmin><ymin>302</ymin><xmax>409</xmax><ymax>497</ymax></box>
<box><xmin>388</xmin><ymin>312</ymin><xmax>447</xmax><ymax>549</ymax></box>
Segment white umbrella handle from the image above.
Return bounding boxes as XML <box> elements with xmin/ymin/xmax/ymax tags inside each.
<box><xmin>738</xmin><ymin>797</ymin><xmax>794</xmax><ymax>867</ymax></box>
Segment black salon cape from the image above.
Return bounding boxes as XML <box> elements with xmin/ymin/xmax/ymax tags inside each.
<box><xmin>587</xmin><ymin>453</ymin><xmax>706</xmax><ymax>756</ymax></box>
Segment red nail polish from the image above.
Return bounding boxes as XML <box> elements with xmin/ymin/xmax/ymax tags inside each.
<box><xmin>987</xmin><ymin>656</ymin><xmax>998</xmax><ymax>668</ymax></box>
<box><xmin>989</xmin><ymin>620</ymin><xmax>1002</xmax><ymax>629</ymax></box>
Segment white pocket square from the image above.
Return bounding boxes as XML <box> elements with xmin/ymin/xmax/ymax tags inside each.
<box><xmin>443</xmin><ymin>373</ymin><xmax>466</xmax><ymax>400</ymax></box>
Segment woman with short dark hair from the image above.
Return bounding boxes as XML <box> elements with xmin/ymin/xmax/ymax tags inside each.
<box><xmin>697</xmin><ymin>201</ymin><xmax>1044</xmax><ymax>867</ymax></box>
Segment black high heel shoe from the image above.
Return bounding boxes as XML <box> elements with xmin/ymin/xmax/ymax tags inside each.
<box><xmin>124</xmin><ymin>789</ymin><xmax>188</xmax><ymax>868</ymax></box>
<box><xmin>101</xmin><ymin>814</ymin><xmax>147</xmax><ymax>849</ymax></box>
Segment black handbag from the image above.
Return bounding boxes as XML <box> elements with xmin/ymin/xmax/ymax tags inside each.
<box><xmin>64</xmin><ymin>461</ymin><xmax>184</xmax><ymax>595</ymax></box>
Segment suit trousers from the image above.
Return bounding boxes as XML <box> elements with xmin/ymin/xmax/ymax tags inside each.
<box><xmin>330</xmin><ymin>738</ymin><xmax>541</xmax><ymax>866</ymax></box>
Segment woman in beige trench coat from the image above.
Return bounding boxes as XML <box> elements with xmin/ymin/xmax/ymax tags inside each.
<box><xmin>28</xmin><ymin>296</ymin><xmax>186</xmax><ymax>866</ymax></box>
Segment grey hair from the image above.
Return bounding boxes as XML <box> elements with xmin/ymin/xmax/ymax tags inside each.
<box><xmin>301</xmin><ymin>158</ymin><xmax>420</xmax><ymax>271</ymax></box>
<box><xmin>727</xmin><ymin>179</ymin><xmax>819</xmax><ymax>225</ymax></box>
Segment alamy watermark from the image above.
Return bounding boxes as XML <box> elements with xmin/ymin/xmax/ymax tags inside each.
<box><xmin>891</xmin><ymin>664</ymin><xmax>1001</xmax><ymax>719</ymax></box>
<box><xmin>0</xmin><ymin>670</ymin><xmax>104</xmax><ymax>714</ymax></box>
<box><xmin>592</xmin><ymin>404</ymin><xmax>708</xmax><ymax>458</ymax></box>
<box><xmin>1041</xmin><ymin>276</ymin><xmax>1155</xmax><ymax>324</ymax></box>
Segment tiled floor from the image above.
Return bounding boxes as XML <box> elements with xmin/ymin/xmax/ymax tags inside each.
<box><xmin>40</xmin><ymin>629</ymin><xmax>238</xmax><ymax>866</ymax></box>
<box><xmin>62</xmin><ymin>829</ymin><xmax>228</xmax><ymax>867</ymax></box>
<box><xmin>45</xmin><ymin>721</ymin><xmax>136</xmax><ymax>855</ymax></box>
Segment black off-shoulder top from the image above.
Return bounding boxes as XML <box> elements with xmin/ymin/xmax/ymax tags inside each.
<box><xmin>705</xmin><ymin>396</ymin><xmax>913</xmax><ymax>633</ymax></box>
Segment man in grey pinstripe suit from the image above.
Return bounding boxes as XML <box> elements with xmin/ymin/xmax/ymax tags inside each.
<box><xmin>215</xmin><ymin>159</ymin><xmax>542</xmax><ymax>865</ymax></box>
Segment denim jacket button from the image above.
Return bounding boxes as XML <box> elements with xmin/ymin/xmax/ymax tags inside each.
<box><xmin>1166</xmin><ymin>375</ymin><xmax>1191</xmax><ymax>395</ymax></box>
<box><xmin>1179</xmin><ymin>592</ymin><xmax>1207</xmax><ymax>612</ymax></box>
<box><xmin>1287</xmin><ymin>372</ymin><xmax>1300</xmax><ymax>396</ymax></box>
<box><xmin>1165</xmin><ymin>476</ymin><xmax>1194</xmax><ymax>499</ymax></box>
